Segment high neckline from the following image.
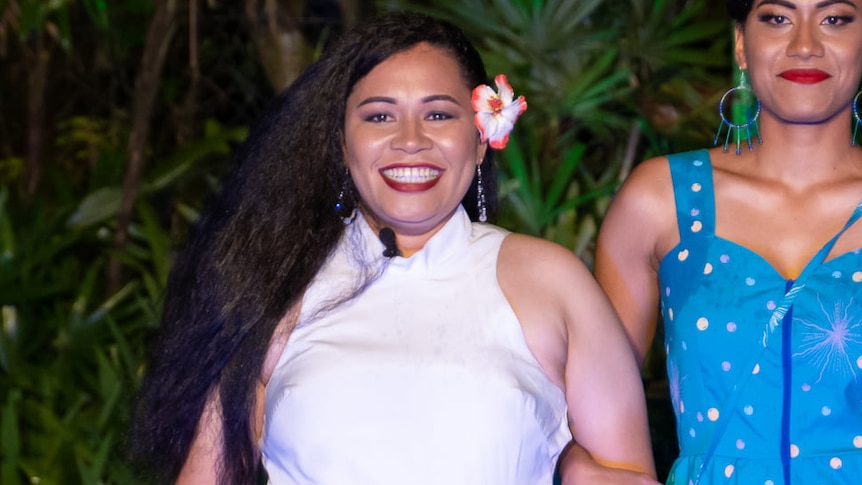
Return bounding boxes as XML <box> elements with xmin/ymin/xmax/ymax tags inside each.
<box><xmin>349</xmin><ymin>205</ymin><xmax>474</xmax><ymax>274</ymax></box>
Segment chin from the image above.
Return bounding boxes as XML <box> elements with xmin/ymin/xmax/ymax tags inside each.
<box><xmin>382</xmin><ymin>208</ymin><xmax>453</xmax><ymax>232</ymax></box>
<box><xmin>770</xmin><ymin>108</ymin><xmax>840</xmax><ymax>126</ymax></box>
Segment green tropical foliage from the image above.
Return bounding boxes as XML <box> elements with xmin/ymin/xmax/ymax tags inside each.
<box><xmin>0</xmin><ymin>190</ymin><xmax>150</xmax><ymax>484</ymax></box>
<box><xmin>0</xmin><ymin>0</ymin><xmax>735</xmax><ymax>482</ymax></box>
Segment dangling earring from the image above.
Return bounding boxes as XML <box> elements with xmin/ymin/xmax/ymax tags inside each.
<box><xmin>852</xmin><ymin>91</ymin><xmax>862</xmax><ymax>147</ymax></box>
<box><xmin>714</xmin><ymin>70</ymin><xmax>762</xmax><ymax>155</ymax></box>
<box><xmin>476</xmin><ymin>163</ymin><xmax>487</xmax><ymax>223</ymax></box>
<box><xmin>335</xmin><ymin>167</ymin><xmax>357</xmax><ymax>225</ymax></box>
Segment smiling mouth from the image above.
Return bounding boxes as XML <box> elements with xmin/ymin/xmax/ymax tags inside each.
<box><xmin>380</xmin><ymin>166</ymin><xmax>443</xmax><ymax>192</ymax></box>
<box><xmin>381</xmin><ymin>166</ymin><xmax>442</xmax><ymax>182</ymax></box>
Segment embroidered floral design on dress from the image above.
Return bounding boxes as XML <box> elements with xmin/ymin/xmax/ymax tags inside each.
<box><xmin>472</xmin><ymin>74</ymin><xmax>527</xmax><ymax>149</ymax></box>
<box><xmin>794</xmin><ymin>295</ymin><xmax>862</xmax><ymax>382</ymax></box>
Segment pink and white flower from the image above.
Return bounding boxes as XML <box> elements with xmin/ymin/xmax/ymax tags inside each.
<box><xmin>472</xmin><ymin>74</ymin><xmax>527</xmax><ymax>150</ymax></box>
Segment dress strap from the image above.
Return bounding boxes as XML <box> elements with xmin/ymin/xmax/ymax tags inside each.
<box><xmin>667</xmin><ymin>149</ymin><xmax>715</xmax><ymax>241</ymax></box>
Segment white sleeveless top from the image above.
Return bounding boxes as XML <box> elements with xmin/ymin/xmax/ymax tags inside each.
<box><xmin>261</xmin><ymin>206</ymin><xmax>570</xmax><ymax>484</ymax></box>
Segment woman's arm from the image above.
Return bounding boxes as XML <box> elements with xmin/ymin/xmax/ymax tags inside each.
<box><xmin>498</xmin><ymin>235</ymin><xmax>659</xmax><ymax>484</ymax></box>
<box><xmin>593</xmin><ymin>156</ymin><xmax>674</xmax><ymax>365</ymax></box>
<box><xmin>558</xmin><ymin>441</ymin><xmax>659</xmax><ymax>485</ymax></box>
<box><xmin>176</xmin><ymin>305</ymin><xmax>299</xmax><ymax>484</ymax></box>
<box><xmin>555</xmin><ymin>156</ymin><xmax>677</xmax><ymax>483</ymax></box>
<box><xmin>558</xmin><ymin>248</ymin><xmax>658</xmax><ymax>482</ymax></box>
<box><xmin>176</xmin><ymin>391</ymin><xmax>224</xmax><ymax>485</ymax></box>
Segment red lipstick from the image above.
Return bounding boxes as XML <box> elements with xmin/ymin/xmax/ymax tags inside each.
<box><xmin>778</xmin><ymin>69</ymin><xmax>830</xmax><ymax>84</ymax></box>
<box><xmin>379</xmin><ymin>165</ymin><xmax>443</xmax><ymax>192</ymax></box>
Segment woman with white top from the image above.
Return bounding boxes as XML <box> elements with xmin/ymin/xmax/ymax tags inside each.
<box><xmin>129</xmin><ymin>11</ymin><xmax>657</xmax><ymax>485</ymax></box>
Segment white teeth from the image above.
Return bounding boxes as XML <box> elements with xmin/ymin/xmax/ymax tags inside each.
<box><xmin>381</xmin><ymin>166</ymin><xmax>441</xmax><ymax>183</ymax></box>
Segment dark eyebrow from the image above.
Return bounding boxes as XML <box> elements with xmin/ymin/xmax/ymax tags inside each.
<box><xmin>422</xmin><ymin>94</ymin><xmax>461</xmax><ymax>105</ymax></box>
<box><xmin>754</xmin><ymin>0</ymin><xmax>858</xmax><ymax>8</ymax></box>
<box><xmin>817</xmin><ymin>0</ymin><xmax>858</xmax><ymax>8</ymax></box>
<box><xmin>755</xmin><ymin>0</ymin><xmax>796</xmax><ymax>9</ymax></box>
<box><xmin>356</xmin><ymin>96</ymin><xmax>396</xmax><ymax>108</ymax></box>
<box><xmin>356</xmin><ymin>94</ymin><xmax>462</xmax><ymax>108</ymax></box>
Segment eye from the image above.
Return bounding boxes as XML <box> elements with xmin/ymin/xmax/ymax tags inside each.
<box><xmin>365</xmin><ymin>113</ymin><xmax>391</xmax><ymax>123</ymax></box>
<box><xmin>758</xmin><ymin>14</ymin><xmax>789</xmax><ymax>25</ymax></box>
<box><xmin>822</xmin><ymin>15</ymin><xmax>854</xmax><ymax>26</ymax></box>
<box><xmin>427</xmin><ymin>112</ymin><xmax>453</xmax><ymax>121</ymax></box>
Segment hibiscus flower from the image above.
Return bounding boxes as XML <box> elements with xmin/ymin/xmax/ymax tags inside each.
<box><xmin>472</xmin><ymin>74</ymin><xmax>527</xmax><ymax>150</ymax></box>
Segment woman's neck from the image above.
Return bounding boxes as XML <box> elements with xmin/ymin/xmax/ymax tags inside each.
<box><xmin>742</xmin><ymin>111</ymin><xmax>862</xmax><ymax>188</ymax></box>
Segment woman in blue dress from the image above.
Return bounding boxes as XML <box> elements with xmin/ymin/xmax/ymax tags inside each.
<box><xmin>593</xmin><ymin>0</ymin><xmax>862</xmax><ymax>483</ymax></box>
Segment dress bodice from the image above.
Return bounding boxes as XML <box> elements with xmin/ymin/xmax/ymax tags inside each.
<box><xmin>659</xmin><ymin>149</ymin><xmax>862</xmax><ymax>484</ymax></box>
<box><xmin>261</xmin><ymin>206</ymin><xmax>571</xmax><ymax>484</ymax></box>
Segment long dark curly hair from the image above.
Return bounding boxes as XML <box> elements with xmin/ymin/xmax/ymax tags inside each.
<box><xmin>128</xmin><ymin>10</ymin><xmax>495</xmax><ymax>485</ymax></box>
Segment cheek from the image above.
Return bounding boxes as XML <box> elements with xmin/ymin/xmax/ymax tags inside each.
<box><xmin>440</xmin><ymin>130</ymin><xmax>482</xmax><ymax>162</ymax></box>
<box><xmin>743</xmin><ymin>41</ymin><xmax>762</xmax><ymax>72</ymax></box>
<box><xmin>344</xmin><ymin>129</ymin><xmax>385</xmax><ymax>168</ymax></box>
<box><xmin>743</xmin><ymin>51</ymin><xmax>775</xmax><ymax>97</ymax></box>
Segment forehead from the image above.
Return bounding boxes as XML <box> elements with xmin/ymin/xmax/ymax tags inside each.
<box><xmin>350</xmin><ymin>44</ymin><xmax>469</xmax><ymax>96</ymax></box>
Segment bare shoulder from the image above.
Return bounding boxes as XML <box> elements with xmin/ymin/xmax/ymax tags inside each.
<box><xmin>498</xmin><ymin>233</ymin><xmax>593</xmax><ymax>291</ymax></box>
<box><xmin>599</xmin><ymin>154</ymin><xmax>678</xmax><ymax>263</ymax></box>
<box><xmin>497</xmin><ymin>233</ymin><xmax>612</xmax><ymax>325</ymax></box>
<box><xmin>610</xmin><ymin>155</ymin><xmax>674</xmax><ymax>217</ymax></box>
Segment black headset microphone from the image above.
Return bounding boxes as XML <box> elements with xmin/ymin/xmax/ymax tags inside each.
<box><xmin>378</xmin><ymin>227</ymin><xmax>402</xmax><ymax>258</ymax></box>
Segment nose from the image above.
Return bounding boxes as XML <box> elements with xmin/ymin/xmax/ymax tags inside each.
<box><xmin>787</xmin><ymin>22</ymin><xmax>824</xmax><ymax>59</ymax></box>
<box><xmin>390</xmin><ymin>116</ymin><xmax>432</xmax><ymax>153</ymax></box>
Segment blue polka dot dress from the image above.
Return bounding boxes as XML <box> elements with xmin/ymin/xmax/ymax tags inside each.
<box><xmin>660</xmin><ymin>150</ymin><xmax>862</xmax><ymax>484</ymax></box>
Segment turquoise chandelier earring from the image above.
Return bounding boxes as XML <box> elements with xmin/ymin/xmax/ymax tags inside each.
<box><xmin>714</xmin><ymin>70</ymin><xmax>762</xmax><ymax>155</ymax></box>
<box><xmin>853</xmin><ymin>91</ymin><xmax>861</xmax><ymax>147</ymax></box>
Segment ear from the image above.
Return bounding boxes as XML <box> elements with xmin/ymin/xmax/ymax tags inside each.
<box><xmin>734</xmin><ymin>23</ymin><xmax>747</xmax><ymax>70</ymax></box>
<box><xmin>476</xmin><ymin>139</ymin><xmax>488</xmax><ymax>167</ymax></box>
